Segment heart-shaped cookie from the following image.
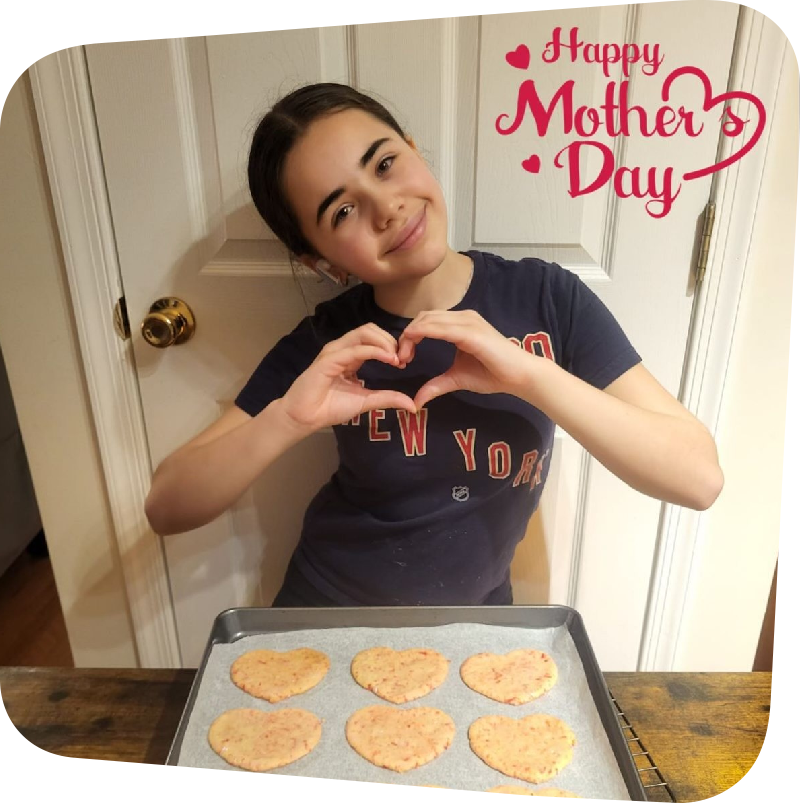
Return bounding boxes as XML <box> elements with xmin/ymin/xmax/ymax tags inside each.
<box><xmin>346</xmin><ymin>704</ymin><xmax>455</xmax><ymax>772</ymax></box>
<box><xmin>461</xmin><ymin>649</ymin><xmax>557</xmax><ymax>704</ymax></box>
<box><xmin>208</xmin><ymin>707</ymin><xmax>322</xmax><ymax>771</ymax></box>
<box><xmin>469</xmin><ymin>713</ymin><xmax>577</xmax><ymax>784</ymax></box>
<box><xmin>230</xmin><ymin>648</ymin><xmax>330</xmax><ymax>702</ymax></box>
<box><xmin>351</xmin><ymin>647</ymin><xmax>449</xmax><ymax>703</ymax></box>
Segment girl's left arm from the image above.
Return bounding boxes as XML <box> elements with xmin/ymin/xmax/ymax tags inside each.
<box><xmin>518</xmin><ymin>358</ymin><xmax>724</xmax><ymax>510</ymax></box>
<box><xmin>399</xmin><ymin>310</ymin><xmax>723</xmax><ymax>511</ymax></box>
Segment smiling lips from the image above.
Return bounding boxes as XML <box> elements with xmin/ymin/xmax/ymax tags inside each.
<box><xmin>387</xmin><ymin>206</ymin><xmax>427</xmax><ymax>253</ymax></box>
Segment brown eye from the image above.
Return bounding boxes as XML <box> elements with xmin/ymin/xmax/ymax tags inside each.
<box><xmin>377</xmin><ymin>155</ymin><xmax>395</xmax><ymax>175</ymax></box>
<box><xmin>333</xmin><ymin>204</ymin><xmax>353</xmax><ymax>227</ymax></box>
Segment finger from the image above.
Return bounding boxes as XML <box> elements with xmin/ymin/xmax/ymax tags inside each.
<box><xmin>403</xmin><ymin>309</ymin><xmax>474</xmax><ymax>330</ymax></box>
<box><xmin>397</xmin><ymin>310</ymin><xmax>480</xmax><ymax>368</ymax></box>
<box><xmin>397</xmin><ymin>335</ymin><xmax>416</xmax><ymax>366</ymax></box>
<box><xmin>334</xmin><ymin>323</ymin><xmax>397</xmax><ymax>353</ymax></box>
<box><xmin>402</xmin><ymin>317</ymin><xmax>476</xmax><ymax>352</ymax></box>
<box><xmin>359</xmin><ymin>390</ymin><xmax>417</xmax><ymax>415</ymax></box>
<box><xmin>398</xmin><ymin>310</ymin><xmax>468</xmax><ymax>361</ymax></box>
<box><xmin>399</xmin><ymin>314</ymin><xmax>461</xmax><ymax>361</ymax></box>
<box><xmin>413</xmin><ymin>371</ymin><xmax>461</xmax><ymax>409</ymax></box>
<box><xmin>326</xmin><ymin>344</ymin><xmax>399</xmax><ymax>373</ymax></box>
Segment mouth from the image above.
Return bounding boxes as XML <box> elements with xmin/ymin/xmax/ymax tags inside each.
<box><xmin>387</xmin><ymin>206</ymin><xmax>427</xmax><ymax>253</ymax></box>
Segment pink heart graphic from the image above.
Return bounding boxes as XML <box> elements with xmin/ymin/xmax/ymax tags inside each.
<box><xmin>662</xmin><ymin>66</ymin><xmax>766</xmax><ymax>181</ymax></box>
<box><xmin>505</xmin><ymin>44</ymin><xmax>530</xmax><ymax>71</ymax></box>
<box><xmin>522</xmin><ymin>154</ymin><xmax>541</xmax><ymax>174</ymax></box>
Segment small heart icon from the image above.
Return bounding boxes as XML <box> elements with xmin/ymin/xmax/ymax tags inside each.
<box><xmin>505</xmin><ymin>44</ymin><xmax>530</xmax><ymax>70</ymax></box>
<box><xmin>662</xmin><ymin>66</ymin><xmax>766</xmax><ymax>181</ymax></box>
<box><xmin>522</xmin><ymin>154</ymin><xmax>541</xmax><ymax>174</ymax></box>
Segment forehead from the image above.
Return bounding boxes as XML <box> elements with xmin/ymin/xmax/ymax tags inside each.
<box><xmin>284</xmin><ymin>109</ymin><xmax>400</xmax><ymax>214</ymax></box>
<box><xmin>293</xmin><ymin>107</ymin><xmax>398</xmax><ymax>163</ymax></box>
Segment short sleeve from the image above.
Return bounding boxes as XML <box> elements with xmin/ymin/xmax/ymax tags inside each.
<box><xmin>548</xmin><ymin>264</ymin><xmax>642</xmax><ymax>389</ymax></box>
<box><xmin>234</xmin><ymin>317</ymin><xmax>321</xmax><ymax>416</ymax></box>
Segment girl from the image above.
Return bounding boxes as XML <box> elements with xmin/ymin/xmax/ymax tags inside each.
<box><xmin>145</xmin><ymin>83</ymin><xmax>723</xmax><ymax>607</ymax></box>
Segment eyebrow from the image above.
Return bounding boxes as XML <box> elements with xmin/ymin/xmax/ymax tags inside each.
<box><xmin>315</xmin><ymin>137</ymin><xmax>392</xmax><ymax>225</ymax></box>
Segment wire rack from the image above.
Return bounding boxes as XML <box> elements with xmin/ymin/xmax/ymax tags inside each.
<box><xmin>610</xmin><ymin>693</ymin><xmax>676</xmax><ymax>802</ymax></box>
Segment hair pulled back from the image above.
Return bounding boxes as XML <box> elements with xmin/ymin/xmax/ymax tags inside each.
<box><xmin>248</xmin><ymin>82</ymin><xmax>407</xmax><ymax>258</ymax></box>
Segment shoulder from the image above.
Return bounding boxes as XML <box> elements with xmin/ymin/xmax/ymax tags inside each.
<box><xmin>307</xmin><ymin>283</ymin><xmax>371</xmax><ymax>341</ymax></box>
<box><xmin>468</xmin><ymin>251</ymin><xmax>638</xmax><ymax>387</ymax></box>
<box><xmin>470</xmin><ymin>249</ymin><xmax>543</xmax><ymax>272</ymax></box>
<box><xmin>469</xmin><ymin>249</ymin><xmax>571</xmax><ymax>287</ymax></box>
<box><xmin>270</xmin><ymin>283</ymin><xmax>370</xmax><ymax>354</ymax></box>
<box><xmin>234</xmin><ymin>285</ymin><xmax>369</xmax><ymax>417</ymax></box>
<box><xmin>466</xmin><ymin>250</ymin><xmax>577</xmax><ymax>312</ymax></box>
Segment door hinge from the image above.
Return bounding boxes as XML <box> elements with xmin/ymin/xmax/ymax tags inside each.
<box><xmin>113</xmin><ymin>296</ymin><xmax>131</xmax><ymax>341</ymax></box>
<box><xmin>695</xmin><ymin>201</ymin><xmax>716</xmax><ymax>286</ymax></box>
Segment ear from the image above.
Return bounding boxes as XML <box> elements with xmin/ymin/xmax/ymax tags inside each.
<box><xmin>299</xmin><ymin>254</ymin><xmax>348</xmax><ymax>287</ymax></box>
<box><xmin>298</xmin><ymin>253</ymin><xmax>326</xmax><ymax>280</ymax></box>
<box><xmin>297</xmin><ymin>254</ymin><xmax>318</xmax><ymax>273</ymax></box>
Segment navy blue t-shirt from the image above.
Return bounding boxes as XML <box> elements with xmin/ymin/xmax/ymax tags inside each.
<box><xmin>235</xmin><ymin>251</ymin><xmax>641</xmax><ymax>605</ymax></box>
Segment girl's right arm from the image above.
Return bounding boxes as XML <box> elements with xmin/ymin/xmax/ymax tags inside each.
<box><xmin>144</xmin><ymin>400</ymin><xmax>312</xmax><ymax>536</ymax></box>
<box><xmin>145</xmin><ymin>323</ymin><xmax>415</xmax><ymax>535</ymax></box>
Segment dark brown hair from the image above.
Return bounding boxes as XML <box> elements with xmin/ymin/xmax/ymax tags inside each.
<box><xmin>248</xmin><ymin>82</ymin><xmax>407</xmax><ymax>258</ymax></box>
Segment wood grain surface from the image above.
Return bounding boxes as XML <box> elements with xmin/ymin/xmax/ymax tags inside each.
<box><xmin>606</xmin><ymin>672</ymin><xmax>772</xmax><ymax>802</ymax></box>
<box><xmin>0</xmin><ymin>668</ymin><xmax>771</xmax><ymax>801</ymax></box>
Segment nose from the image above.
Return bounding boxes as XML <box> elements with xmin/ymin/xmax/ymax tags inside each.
<box><xmin>371</xmin><ymin>187</ymin><xmax>403</xmax><ymax>230</ymax></box>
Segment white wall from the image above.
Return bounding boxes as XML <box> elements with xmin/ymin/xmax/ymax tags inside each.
<box><xmin>673</xmin><ymin>45</ymin><xmax>797</xmax><ymax>670</ymax></box>
<box><xmin>0</xmin><ymin>70</ymin><xmax>138</xmax><ymax>667</ymax></box>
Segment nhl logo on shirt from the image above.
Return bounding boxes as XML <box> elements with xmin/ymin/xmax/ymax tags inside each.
<box><xmin>452</xmin><ymin>486</ymin><xmax>470</xmax><ymax>502</ymax></box>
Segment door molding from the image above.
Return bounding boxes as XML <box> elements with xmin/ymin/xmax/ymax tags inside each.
<box><xmin>638</xmin><ymin>6</ymin><xmax>788</xmax><ymax>670</ymax></box>
<box><xmin>29</xmin><ymin>47</ymin><xmax>182</xmax><ymax>668</ymax></box>
<box><xmin>30</xmin><ymin>8</ymin><xmax>784</xmax><ymax>672</ymax></box>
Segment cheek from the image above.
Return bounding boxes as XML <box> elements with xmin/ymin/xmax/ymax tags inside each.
<box><xmin>344</xmin><ymin>219</ymin><xmax>369</xmax><ymax>246</ymax></box>
<box><xmin>411</xmin><ymin>159</ymin><xmax>441</xmax><ymax>191</ymax></box>
<box><xmin>418</xmin><ymin>173</ymin><xmax>446</xmax><ymax>217</ymax></box>
<box><xmin>429</xmin><ymin>175</ymin><xmax>446</xmax><ymax>205</ymax></box>
<box><xmin>332</xmin><ymin>222</ymin><xmax>373</xmax><ymax>260</ymax></box>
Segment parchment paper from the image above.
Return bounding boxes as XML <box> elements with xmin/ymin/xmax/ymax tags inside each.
<box><xmin>176</xmin><ymin>622</ymin><xmax>631</xmax><ymax>799</ymax></box>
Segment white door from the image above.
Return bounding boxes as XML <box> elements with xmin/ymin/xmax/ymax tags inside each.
<box><xmin>82</xmin><ymin>3</ymin><xmax>739</xmax><ymax>668</ymax></box>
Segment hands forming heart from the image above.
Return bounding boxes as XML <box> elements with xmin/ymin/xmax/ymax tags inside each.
<box><xmin>397</xmin><ymin>309</ymin><xmax>534</xmax><ymax>409</ymax></box>
<box><xmin>278</xmin><ymin>311</ymin><xmax>536</xmax><ymax>435</ymax></box>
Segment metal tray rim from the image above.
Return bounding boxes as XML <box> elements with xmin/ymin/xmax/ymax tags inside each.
<box><xmin>165</xmin><ymin>605</ymin><xmax>646</xmax><ymax>800</ymax></box>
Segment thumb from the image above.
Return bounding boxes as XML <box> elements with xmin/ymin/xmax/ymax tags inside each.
<box><xmin>414</xmin><ymin>372</ymin><xmax>460</xmax><ymax>410</ymax></box>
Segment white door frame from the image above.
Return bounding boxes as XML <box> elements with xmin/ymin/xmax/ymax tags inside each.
<box><xmin>28</xmin><ymin>47</ymin><xmax>181</xmax><ymax>668</ymax></box>
<box><xmin>637</xmin><ymin>6</ymin><xmax>787</xmax><ymax>670</ymax></box>
<box><xmin>28</xmin><ymin>6</ymin><xmax>785</xmax><ymax>670</ymax></box>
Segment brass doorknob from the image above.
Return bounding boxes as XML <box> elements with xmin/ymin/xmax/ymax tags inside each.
<box><xmin>141</xmin><ymin>298</ymin><xmax>196</xmax><ymax>348</ymax></box>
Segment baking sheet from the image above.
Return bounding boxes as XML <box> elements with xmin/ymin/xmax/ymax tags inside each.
<box><xmin>176</xmin><ymin>622</ymin><xmax>630</xmax><ymax>798</ymax></box>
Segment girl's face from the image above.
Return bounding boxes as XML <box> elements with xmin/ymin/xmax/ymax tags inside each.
<box><xmin>283</xmin><ymin>109</ymin><xmax>450</xmax><ymax>285</ymax></box>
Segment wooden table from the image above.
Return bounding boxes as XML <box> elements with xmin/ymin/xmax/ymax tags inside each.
<box><xmin>0</xmin><ymin>668</ymin><xmax>770</xmax><ymax>801</ymax></box>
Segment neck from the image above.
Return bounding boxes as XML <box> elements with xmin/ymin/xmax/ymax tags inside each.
<box><xmin>372</xmin><ymin>248</ymin><xmax>473</xmax><ymax>318</ymax></box>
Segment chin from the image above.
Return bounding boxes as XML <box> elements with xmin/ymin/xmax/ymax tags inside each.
<box><xmin>389</xmin><ymin>254</ymin><xmax>444</xmax><ymax>284</ymax></box>
<box><xmin>411</xmin><ymin>235</ymin><xmax>450</xmax><ymax>273</ymax></box>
